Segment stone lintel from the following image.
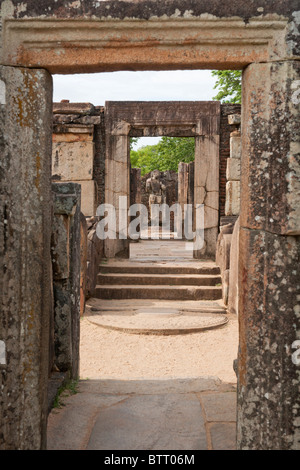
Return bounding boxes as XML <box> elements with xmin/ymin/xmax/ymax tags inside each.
<box><xmin>53</xmin><ymin>102</ymin><xmax>95</xmax><ymax>115</ymax></box>
<box><xmin>0</xmin><ymin>16</ymin><xmax>291</xmax><ymax>73</ymax></box>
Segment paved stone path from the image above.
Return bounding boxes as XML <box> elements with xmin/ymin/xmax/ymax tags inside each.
<box><xmin>47</xmin><ymin>377</ymin><xmax>236</xmax><ymax>450</ymax></box>
<box><xmin>47</xmin><ymin>239</ymin><xmax>237</xmax><ymax>451</ymax></box>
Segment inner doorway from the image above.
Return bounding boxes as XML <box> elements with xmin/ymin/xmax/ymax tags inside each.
<box><xmin>47</xmin><ymin>70</ymin><xmax>239</xmax><ymax>451</ymax></box>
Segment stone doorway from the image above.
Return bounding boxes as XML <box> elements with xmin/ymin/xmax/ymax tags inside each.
<box><xmin>0</xmin><ymin>1</ymin><xmax>299</xmax><ymax>451</ymax></box>
<box><xmin>104</xmin><ymin>101</ymin><xmax>220</xmax><ymax>259</ymax></box>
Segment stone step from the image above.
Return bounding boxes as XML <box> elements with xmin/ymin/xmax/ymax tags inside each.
<box><xmin>94</xmin><ymin>285</ymin><xmax>222</xmax><ymax>301</ymax></box>
<box><xmin>97</xmin><ymin>273</ymin><xmax>222</xmax><ymax>286</ymax></box>
<box><xmin>98</xmin><ymin>263</ymin><xmax>220</xmax><ymax>276</ymax></box>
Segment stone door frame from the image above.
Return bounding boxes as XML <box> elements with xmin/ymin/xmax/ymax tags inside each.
<box><xmin>0</xmin><ymin>2</ymin><xmax>299</xmax><ymax>450</ymax></box>
<box><xmin>104</xmin><ymin>101</ymin><xmax>220</xmax><ymax>258</ymax></box>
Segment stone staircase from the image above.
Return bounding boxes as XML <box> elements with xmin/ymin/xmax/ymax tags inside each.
<box><xmin>95</xmin><ymin>262</ymin><xmax>222</xmax><ymax>301</ymax></box>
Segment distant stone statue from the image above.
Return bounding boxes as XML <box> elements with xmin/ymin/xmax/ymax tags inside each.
<box><xmin>146</xmin><ymin>169</ymin><xmax>167</xmax><ymax>227</ymax></box>
<box><xmin>146</xmin><ymin>169</ymin><xmax>166</xmax><ymax>206</ymax></box>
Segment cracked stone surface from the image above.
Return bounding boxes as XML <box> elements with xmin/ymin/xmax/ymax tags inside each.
<box><xmin>47</xmin><ymin>378</ymin><xmax>236</xmax><ymax>450</ymax></box>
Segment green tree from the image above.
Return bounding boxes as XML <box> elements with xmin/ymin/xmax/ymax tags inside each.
<box><xmin>211</xmin><ymin>70</ymin><xmax>242</xmax><ymax>104</ymax></box>
<box><xmin>129</xmin><ymin>137</ymin><xmax>140</xmax><ymax>151</ymax></box>
<box><xmin>130</xmin><ymin>137</ymin><xmax>195</xmax><ymax>175</ymax></box>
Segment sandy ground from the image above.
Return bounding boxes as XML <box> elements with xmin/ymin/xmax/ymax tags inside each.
<box><xmin>79</xmin><ymin>312</ymin><xmax>238</xmax><ymax>384</ymax></box>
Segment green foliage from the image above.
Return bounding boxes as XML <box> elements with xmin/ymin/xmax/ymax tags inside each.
<box><xmin>212</xmin><ymin>70</ymin><xmax>242</xmax><ymax>104</ymax></box>
<box><xmin>129</xmin><ymin>137</ymin><xmax>140</xmax><ymax>151</ymax></box>
<box><xmin>53</xmin><ymin>379</ymin><xmax>79</xmax><ymax>409</ymax></box>
<box><xmin>130</xmin><ymin>137</ymin><xmax>195</xmax><ymax>175</ymax></box>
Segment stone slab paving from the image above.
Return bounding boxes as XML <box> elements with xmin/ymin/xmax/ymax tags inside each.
<box><xmin>47</xmin><ymin>378</ymin><xmax>237</xmax><ymax>451</ymax></box>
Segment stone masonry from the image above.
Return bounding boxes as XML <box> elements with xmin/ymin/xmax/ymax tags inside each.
<box><xmin>51</xmin><ymin>183</ymin><xmax>81</xmax><ymax>380</ymax></box>
<box><xmin>52</xmin><ymin>101</ymin><xmax>105</xmax><ymax>217</ymax></box>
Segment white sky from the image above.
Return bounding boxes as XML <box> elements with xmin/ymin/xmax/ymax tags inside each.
<box><xmin>53</xmin><ymin>70</ymin><xmax>217</xmax><ymax>149</ymax></box>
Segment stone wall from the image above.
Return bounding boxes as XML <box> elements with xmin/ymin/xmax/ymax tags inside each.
<box><xmin>52</xmin><ymin>101</ymin><xmax>105</xmax><ymax>216</ymax></box>
<box><xmin>86</xmin><ymin>217</ymin><xmax>104</xmax><ymax>298</ymax></box>
<box><xmin>216</xmin><ymin>111</ymin><xmax>241</xmax><ymax>308</ymax></box>
<box><xmin>0</xmin><ymin>65</ymin><xmax>53</xmax><ymax>450</ymax></box>
<box><xmin>225</xmin><ymin>114</ymin><xmax>241</xmax><ymax>217</ymax></box>
<box><xmin>130</xmin><ymin>167</ymin><xmax>142</xmax><ymax>206</ymax></box>
<box><xmin>177</xmin><ymin>162</ymin><xmax>194</xmax><ymax>236</ymax></box>
<box><xmin>51</xmin><ymin>183</ymin><xmax>82</xmax><ymax>380</ymax></box>
<box><xmin>219</xmin><ymin>104</ymin><xmax>241</xmax><ymax>217</ymax></box>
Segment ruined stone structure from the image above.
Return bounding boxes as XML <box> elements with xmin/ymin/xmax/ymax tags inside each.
<box><xmin>52</xmin><ymin>102</ymin><xmax>105</xmax><ymax>216</ymax></box>
<box><xmin>104</xmin><ymin>100</ymin><xmax>220</xmax><ymax>258</ymax></box>
<box><xmin>0</xmin><ymin>0</ymin><xmax>299</xmax><ymax>451</ymax></box>
<box><xmin>216</xmin><ymin>113</ymin><xmax>241</xmax><ymax>306</ymax></box>
<box><xmin>51</xmin><ymin>183</ymin><xmax>82</xmax><ymax>379</ymax></box>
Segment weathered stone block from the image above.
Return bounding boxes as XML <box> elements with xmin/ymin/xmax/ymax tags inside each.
<box><xmin>51</xmin><ymin>183</ymin><xmax>81</xmax><ymax>381</ymax></box>
<box><xmin>216</xmin><ymin>226</ymin><xmax>233</xmax><ymax>306</ymax></box>
<box><xmin>228</xmin><ymin>218</ymin><xmax>240</xmax><ymax>316</ymax></box>
<box><xmin>237</xmin><ymin>227</ymin><xmax>300</xmax><ymax>450</ymax></box>
<box><xmin>0</xmin><ymin>65</ymin><xmax>52</xmax><ymax>450</ymax></box>
<box><xmin>226</xmin><ymin>158</ymin><xmax>241</xmax><ymax>181</ymax></box>
<box><xmin>52</xmin><ymin>141</ymin><xmax>94</xmax><ymax>181</ymax></box>
<box><xmin>241</xmin><ymin>61</ymin><xmax>300</xmax><ymax>235</ymax></box>
<box><xmin>0</xmin><ymin>4</ymin><xmax>296</xmax><ymax>73</ymax></box>
<box><xmin>86</xmin><ymin>226</ymin><xmax>104</xmax><ymax>297</ymax></box>
<box><xmin>52</xmin><ymin>129</ymin><xmax>94</xmax><ymax>143</ymax></box>
<box><xmin>225</xmin><ymin>181</ymin><xmax>240</xmax><ymax>216</ymax></box>
<box><xmin>80</xmin><ymin>214</ymin><xmax>87</xmax><ymax>316</ymax></box>
<box><xmin>228</xmin><ymin>114</ymin><xmax>241</xmax><ymax>126</ymax></box>
<box><xmin>64</xmin><ymin>180</ymin><xmax>97</xmax><ymax>217</ymax></box>
<box><xmin>51</xmin><ymin>214</ymin><xmax>70</xmax><ymax>280</ymax></box>
<box><xmin>230</xmin><ymin>132</ymin><xmax>241</xmax><ymax>159</ymax></box>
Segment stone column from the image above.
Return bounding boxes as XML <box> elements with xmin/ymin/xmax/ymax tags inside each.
<box><xmin>177</xmin><ymin>162</ymin><xmax>188</xmax><ymax>237</ymax></box>
<box><xmin>52</xmin><ymin>122</ymin><xmax>97</xmax><ymax>217</ymax></box>
<box><xmin>187</xmin><ymin>161</ymin><xmax>194</xmax><ymax>208</ymax></box>
<box><xmin>130</xmin><ymin>167</ymin><xmax>141</xmax><ymax>206</ymax></box>
<box><xmin>225</xmin><ymin>115</ymin><xmax>241</xmax><ymax>216</ymax></box>
<box><xmin>0</xmin><ymin>66</ymin><xmax>52</xmax><ymax>450</ymax></box>
<box><xmin>51</xmin><ymin>183</ymin><xmax>81</xmax><ymax>381</ymax></box>
<box><xmin>237</xmin><ymin>61</ymin><xmax>300</xmax><ymax>450</ymax></box>
<box><xmin>105</xmin><ymin>128</ymin><xmax>130</xmax><ymax>258</ymax></box>
<box><xmin>194</xmin><ymin>135</ymin><xmax>220</xmax><ymax>258</ymax></box>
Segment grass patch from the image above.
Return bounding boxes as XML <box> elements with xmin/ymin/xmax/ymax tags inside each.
<box><xmin>53</xmin><ymin>379</ymin><xmax>79</xmax><ymax>409</ymax></box>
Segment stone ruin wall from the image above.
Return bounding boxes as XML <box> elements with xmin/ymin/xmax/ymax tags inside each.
<box><xmin>52</xmin><ymin>101</ymin><xmax>106</xmax><ymax>217</ymax></box>
<box><xmin>216</xmin><ymin>112</ymin><xmax>242</xmax><ymax>314</ymax></box>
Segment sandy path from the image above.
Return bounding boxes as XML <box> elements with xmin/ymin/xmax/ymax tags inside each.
<box><xmin>79</xmin><ymin>313</ymin><xmax>238</xmax><ymax>384</ymax></box>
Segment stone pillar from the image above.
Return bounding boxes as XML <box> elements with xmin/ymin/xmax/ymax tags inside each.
<box><xmin>177</xmin><ymin>162</ymin><xmax>188</xmax><ymax>236</ymax></box>
<box><xmin>227</xmin><ymin>217</ymin><xmax>240</xmax><ymax>316</ymax></box>
<box><xmin>0</xmin><ymin>66</ymin><xmax>52</xmax><ymax>450</ymax></box>
<box><xmin>194</xmin><ymin>135</ymin><xmax>220</xmax><ymax>258</ymax></box>
<box><xmin>51</xmin><ymin>183</ymin><xmax>81</xmax><ymax>381</ymax></box>
<box><xmin>225</xmin><ymin>115</ymin><xmax>241</xmax><ymax>216</ymax></box>
<box><xmin>80</xmin><ymin>214</ymin><xmax>88</xmax><ymax>316</ymax></box>
<box><xmin>52</xmin><ymin>121</ymin><xmax>97</xmax><ymax>217</ymax></box>
<box><xmin>105</xmin><ymin>126</ymin><xmax>130</xmax><ymax>258</ymax></box>
<box><xmin>187</xmin><ymin>161</ymin><xmax>194</xmax><ymax>207</ymax></box>
<box><xmin>237</xmin><ymin>61</ymin><xmax>300</xmax><ymax>450</ymax></box>
<box><xmin>130</xmin><ymin>167</ymin><xmax>141</xmax><ymax>206</ymax></box>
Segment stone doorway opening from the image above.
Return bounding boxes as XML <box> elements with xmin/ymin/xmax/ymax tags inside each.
<box><xmin>49</xmin><ymin>75</ymin><xmax>239</xmax><ymax>450</ymax></box>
